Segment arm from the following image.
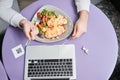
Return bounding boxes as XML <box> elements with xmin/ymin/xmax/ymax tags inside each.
<box><xmin>0</xmin><ymin>0</ymin><xmax>26</xmax><ymax>28</ymax></box>
<box><xmin>75</xmin><ymin>0</ymin><xmax>90</xmax><ymax>12</ymax></box>
<box><xmin>0</xmin><ymin>0</ymin><xmax>38</xmax><ymax>40</ymax></box>
<box><xmin>71</xmin><ymin>0</ymin><xmax>90</xmax><ymax>39</ymax></box>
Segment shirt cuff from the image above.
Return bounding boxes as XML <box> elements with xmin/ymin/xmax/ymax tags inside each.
<box><xmin>10</xmin><ymin>13</ymin><xmax>27</xmax><ymax>28</ymax></box>
<box><xmin>75</xmin><ymin>0</ymin><xmax>90</xmax><ymax>13</ymax></box>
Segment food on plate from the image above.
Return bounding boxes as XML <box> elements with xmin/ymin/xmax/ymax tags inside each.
<box><xmin>35</xmin><ymin>9</ymin><xmax>68</xmax><ymax>39</ymax></box>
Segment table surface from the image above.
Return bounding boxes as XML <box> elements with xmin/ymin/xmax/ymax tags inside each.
<box><xmin>0</xmin><ymin>61</ymin><xmax>8</xmax><ymax>80</ymax></box>
<box><xmin>2</xmin><ymin>0</ymin><xmax>118</xmax><ymax>80</ymax></box>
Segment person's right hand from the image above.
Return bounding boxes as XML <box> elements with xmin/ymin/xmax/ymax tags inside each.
<box><xmin>19</xmin><ymin>19</ymin><xmax>39</xmax><ymax>40</ymax></box>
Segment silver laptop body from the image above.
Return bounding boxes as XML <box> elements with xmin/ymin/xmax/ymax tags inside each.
<box><xmin>24</xmin><ymin>44</ymin><xmax>76</xmax><ymax>80</ymax></box>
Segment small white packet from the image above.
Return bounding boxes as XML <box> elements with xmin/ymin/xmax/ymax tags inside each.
<box><xmin>81</xmin><ymin>46</ymin><xmax>89</xmax><ymax>54</ymax></box>
<box><xmin>11</xmin><ymin>44</ymin><xmax>25</xmax><ymax>59</ymax></box>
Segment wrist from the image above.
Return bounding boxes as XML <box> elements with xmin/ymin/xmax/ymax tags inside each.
<box><xmin>79</xmin><ymin>10</ymin><xmax>89</xmax><ymax>18</ymax></box>
<box><xmin>19</xmin><ymin>19</ymin><xmax>27</xmax><ymax>29</ymax></box>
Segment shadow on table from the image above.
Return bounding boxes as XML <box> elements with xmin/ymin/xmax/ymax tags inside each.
<box><xmin>0</xmin><ymin>32</ymin><xmax>5</xmax><ymax>60</ymax></box>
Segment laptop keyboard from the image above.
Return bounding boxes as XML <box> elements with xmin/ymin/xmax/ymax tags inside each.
<box><xmin>28</xmin><ymin>59</ymin><xmax>73</xmax><ymax>77</ymax></box>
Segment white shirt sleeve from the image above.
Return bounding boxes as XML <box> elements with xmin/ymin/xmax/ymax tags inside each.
<box><xmin>0</xmin><ymin>0</ymin><xmax>26</xmax><ymax>28</ymax></box>
<box><xmin>0</xmin><ymin>0</ymin><xmax>90</xmax><ymax>28</ymax></box>
<box><xmin>75</xmin><ymin>0</ymin><xmax>90</xmax><ymax>13</ymax></box>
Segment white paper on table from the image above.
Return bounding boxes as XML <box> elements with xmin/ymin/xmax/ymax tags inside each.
<box><xmin>11</xmin><ymin>44</ymin><xmax>25</xmax><ymax>59</ymax></box>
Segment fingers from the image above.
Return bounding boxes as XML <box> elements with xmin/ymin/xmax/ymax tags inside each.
<box><xmin>24</xmin><ymin>30</ymin><xmax>32</xmax><ymax>40</ymax></box>
<box><xmin>30</xmin><ymin>31</ymin><xmax>35</xmax><ymax>40</ymax></box>
<box><xmin>72</xmin><ymin>25</ymin><xmax>77</xmax><ymax>37</ymax></box>
<box><xmin>71</xmin><ymin>20</ymin><xmax>87</xmax><ymax>40</ymax></box>
<box><xmin>71</xmin><ymin>31</ymin><xmax>83</xmax><ymax>40</ymax></box>
<box><xmin>71</xmin><ymin>26</ymin><xmax>86</xmax><ymax>40</ymax></box>
<box><xmin>24</xmin><ymin>26</ymin><xmax>38</xmax><ymax>40</ymax></box>
<box><xmin>22</xmin><ymin>20</ymin><xmax>39</xmax><ymax>40</ymax></box>
<box><xmin>30</xmin><ymin>27</ymin><xmax>38</xmax><ymax>40</ymax></box>
<box><xmin>71</xmin><ymin>24</ymin><xmax>81</xmax><ymax>40</ymax></box>
<box><xmin>34</xmin><ymin>27</ymin><xmax>39</xmax><ymax>35</ymax></box>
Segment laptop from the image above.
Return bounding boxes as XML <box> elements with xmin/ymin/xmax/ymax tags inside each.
<box><xmin>24</xmin><ymin>44</ymin><xmax>76</xmax><ymax>80</ymax></box>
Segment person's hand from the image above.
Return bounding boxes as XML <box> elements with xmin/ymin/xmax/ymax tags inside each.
<box><xmin>19</xmin><ymin>19</ymin><xmax>39</xmax><ymax>40</ymax></box>
<box><xmin>71</xmin><ymin>11</ymin><xmax>89</xmax><ymax>39</ymax></box>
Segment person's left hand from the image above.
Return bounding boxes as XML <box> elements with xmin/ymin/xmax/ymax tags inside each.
<box><xmin>71</xmin><ymin>11</ymin><xmax>88</xmax><ymax>39</ymax></box>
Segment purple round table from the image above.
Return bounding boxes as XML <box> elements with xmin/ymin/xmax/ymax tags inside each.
<box><xmin>0</xmin><ymin>61</ymin><xmax>8</xmax><ymax>80</ymax></box>
<box><xmin>2</xmin><ymin>0</ymin><xmax>118</xmax><ymax>80</ymax></box>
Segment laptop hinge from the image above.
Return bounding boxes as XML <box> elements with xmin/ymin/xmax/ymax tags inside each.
<box><xmin>31</xmin><ymin>78</ymin><xmax>69</xmax><ymax>80</ymax></box>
